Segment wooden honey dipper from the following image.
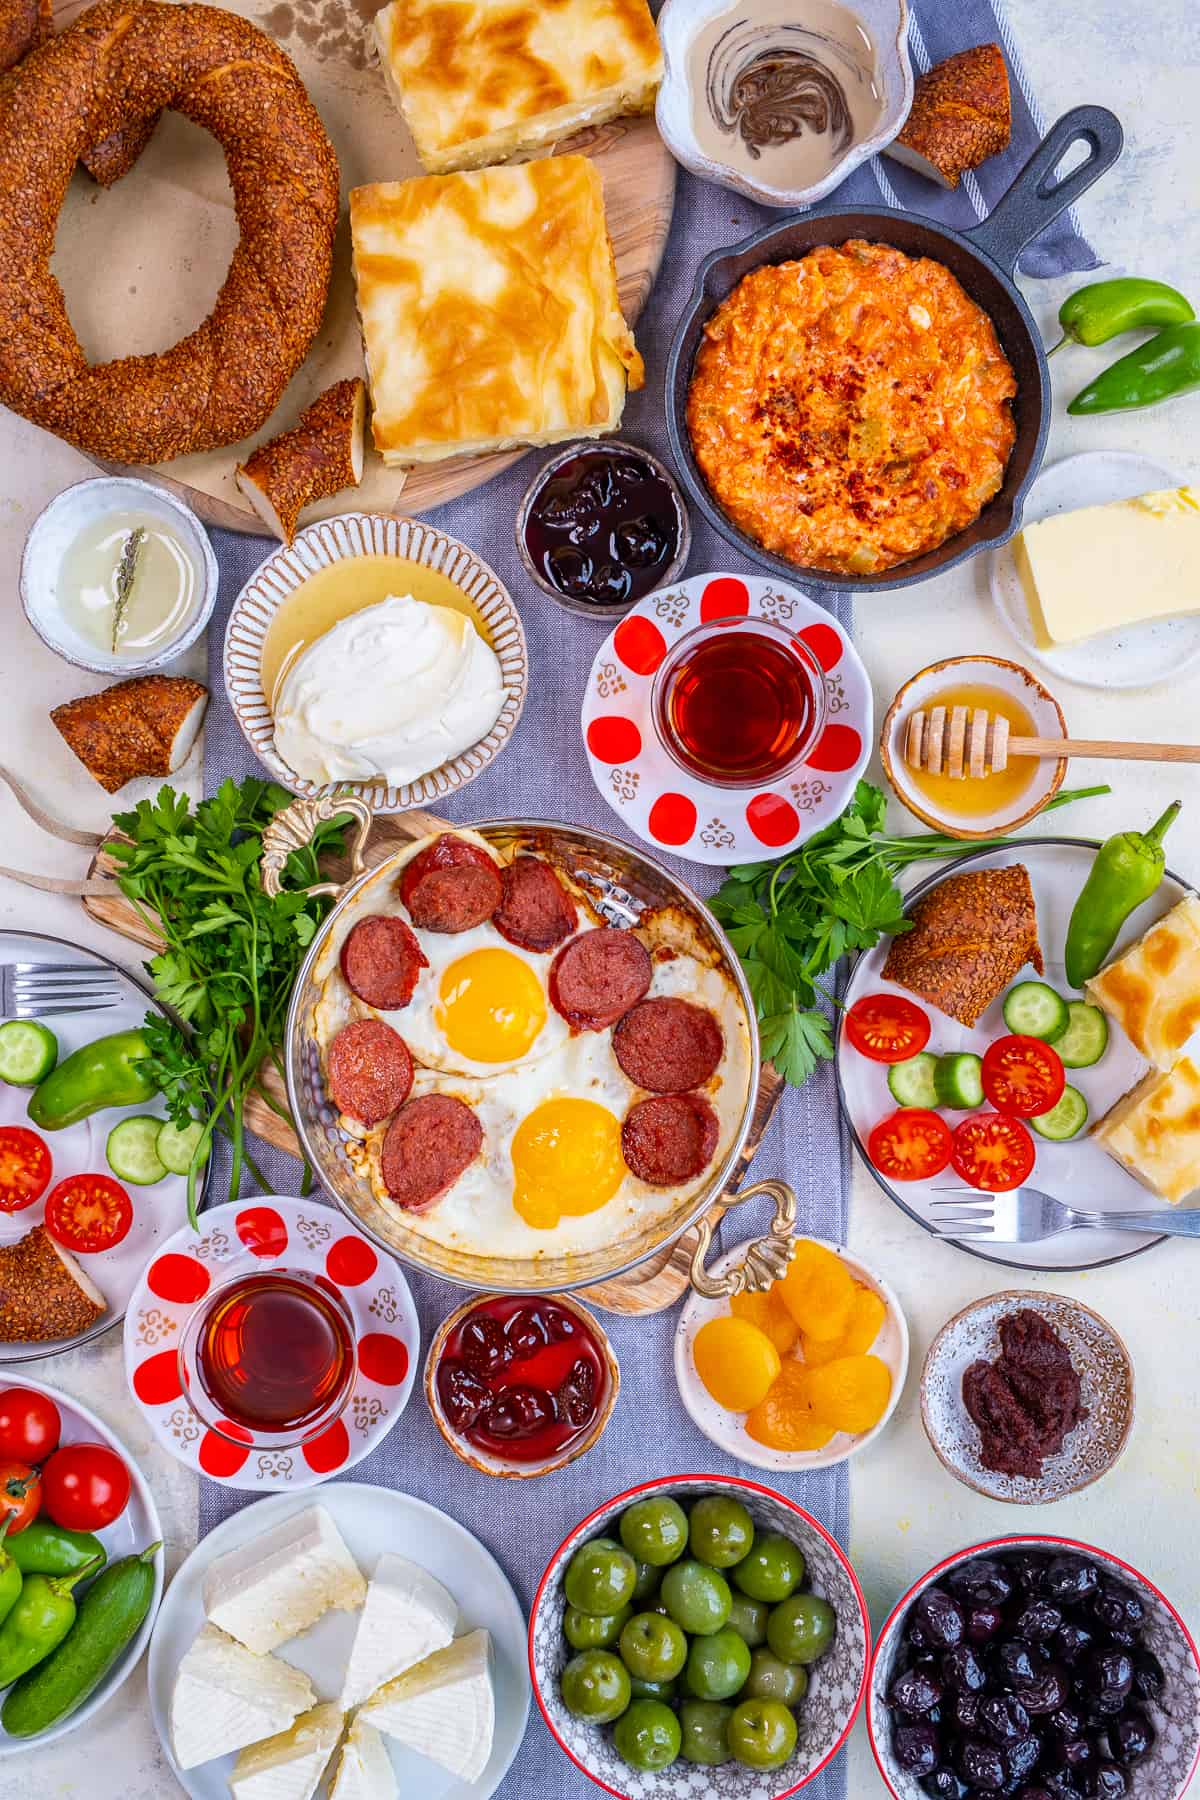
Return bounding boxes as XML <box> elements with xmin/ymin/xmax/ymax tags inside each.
<box><xmin>904</xmin><ymin>704</ymin><xmax>1200</xmax><ymax>778</ymax></box>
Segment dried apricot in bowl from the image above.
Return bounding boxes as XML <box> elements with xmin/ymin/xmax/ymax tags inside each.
<box><xmin>803</xmin><ymin>1354</ymin><xmax>892</xmax><ymax>1434</ymax></box>
<box><xmin>693</xmin><ymin>1316</ymin><xmax>781</xmax><ymax>1412</ymax></box>
<box><xmin>779</xmin><ymin>1242</ymin><xmax>856</xmax><ymax>1341</ymax></box>
<box><xmin>745</xmin><ymin>1360</ymin><xmax>835</xmax><ymax>1453</ymax></box>
<box><xmin>731</xmin><ymin>1286</ymin><xmax>800</xmax><ymax>1355</ymax></box>
<box><xmin>800</xmin><ymin>1284</ymin><xmax>887</xmax><ymax>1368</ymax></box>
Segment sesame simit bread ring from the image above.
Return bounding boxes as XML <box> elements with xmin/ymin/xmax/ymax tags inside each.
<box><xmin>0</xmin><ymin>0</ymin><xmax>340</xmax><ymax>463</ymax></box>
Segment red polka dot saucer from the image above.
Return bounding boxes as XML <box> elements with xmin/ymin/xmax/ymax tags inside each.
<box><xmin>123</xmin><ymin>1198</ymin><xmax>418</xmax><ymax>1491</ymax></box>
<box><xmin>581</xmin><ymin>573</ymin><xmax>873</xmax><ymax>864</ymax></box>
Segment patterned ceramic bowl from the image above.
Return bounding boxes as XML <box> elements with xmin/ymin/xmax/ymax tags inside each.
<box><xmin>868</xmin><ymin>1535</ymin><xmax>1200</xmax><ymax>1800</ymax></box>
<box><xmin>223</xmin><ymin>511</ymin><xmax>527</xmax><ymax>813</ymax></box>
<box><xmin>920</xmin><ymin>1290</ymin><xmax>1135</xmax><ymax>1504</ymax></box>
<box><xmin>530</xmin><ymin>1474</ymin><xmax>870</xmax><ymax>1797</ymax></box>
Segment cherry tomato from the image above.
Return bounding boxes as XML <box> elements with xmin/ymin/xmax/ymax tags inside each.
<box><xmin>0</xmin><ymin>1389</ymin><xmax>61</xmax><ymax>1464</ymax></box>
<box><xmin>846</xmin><ymin>995</ymin><xmax>932</xmax><ymax>1064</ymax></box>
<box><xmin>43</xmin><ymin>1174</ymin><xmax>132</xmax><ymax>1255</ymax></box>
<box><xmin>981</xmin><ymin>1035</ymin><xmax>1065</xmax><ymax>1119</ymax></box>
<box><xmin>951</xmin><ymin>1112</ymin><xmax>1036</xmax><ymax>1192</ymax></box>
<box><xmin>0</xmin><ymin>1459</ymin><xmax>42</xmax><ymax>1533</ymax></box>
<box><xmin>868</xmin><ymin>1108</ymin><xmax>953</xmax><ymax>1181</ymax></box>
<box><xmin>0</xmin><ymin>1127</ymin><xmax>52</xmax><ymax>1213</ymax></box>
<box><xmin>41</xmin><ymin>1442</ymin><xmax>130</xmax><ymax>1532</ymax></box>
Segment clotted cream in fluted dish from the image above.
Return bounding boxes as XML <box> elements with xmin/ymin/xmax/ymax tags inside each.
<box><xmin>272</xmin><ymin>593</ymin><xmax>506</xmax><ymax>787</ymax></box>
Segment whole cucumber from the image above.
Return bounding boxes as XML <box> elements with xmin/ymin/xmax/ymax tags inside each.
<box><xmin>1</xmin><ymin>1543</ymin><xmax>160</xmax><ymax>1738</ymax></box>
<box><xmin>9</xmin><ymin>1521</ymin><xmax>106</xmax><ymax>1579</ymax></box>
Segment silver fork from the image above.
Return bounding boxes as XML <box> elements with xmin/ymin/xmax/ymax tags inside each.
<box><xmin>929</xmin><ymin>1186</ymin><xmax>1200</xmax><ymax>1243</ymax></box>
<box><xmin>1</xmin><ymin>962</ymin><xmax>123</xmax><ymax>1018</ymax></box>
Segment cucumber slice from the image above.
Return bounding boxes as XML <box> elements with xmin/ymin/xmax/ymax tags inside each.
<box><xmin>1054</xmin><ymin>1001</ymin><xmax>1110</xmax><ymax>1070</ymax></box>
<box><xmin>1031</xmin><ymin>1085</ymin><xmax>1089</xmax><ymax>1141</ymax></box>
<box><xmin>935</xmin><ymin>1052</ymin><xmax>984</xmax><ymax>1110</ymax></box>
<box><xmin>1002</xmin><ymin>981</ymin><xmax>1070</xmax><ymax>1042</ymax></box>
<box><xmin>0</xmin><ymin>1021</ymin><xmax>57</xmax><ymax>1087</ymax></box>
<box><xmin>156</xmin><ymin>1118</ymin><xmax>208</xmax><ymax>1177</ymax></box>
<box><xmin>105</xmin><ymin>1116</ymin><xmax>167</xmax><ymax>1186</ymax></box>
<box><xmin>887</xmin><ymin>1052</ymin><xmax>939</xmax><ymax>1109</ymax></box>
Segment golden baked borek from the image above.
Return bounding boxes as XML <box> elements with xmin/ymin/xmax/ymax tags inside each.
<box><xmin>687</xmin><ymin>241</ymin><xmax>1017</xmax><ymax>576</ymax></box>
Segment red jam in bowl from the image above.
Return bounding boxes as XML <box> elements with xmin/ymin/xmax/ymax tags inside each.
<box><xmin>435</xmin><ymin>1296</ymin><xmax>606</xmax><ymax>1464</ymax></box>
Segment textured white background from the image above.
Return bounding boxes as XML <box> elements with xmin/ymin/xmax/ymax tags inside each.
<box><xmin>0</xmin><ymin>0</ymin><xmax>1197</xmax><ymax>1789</ymax></box>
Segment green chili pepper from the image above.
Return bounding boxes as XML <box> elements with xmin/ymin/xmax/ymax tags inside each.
<box><xmin>0</xmin><ymin>1557</ymin><xmax>101</xmax><ymax>1686</ymax></box>
<box><xmin>1049</xmin><ymin>277</ymin><xmax>1194</xmax><ymax>354</ymax></box>
<box><xmin>1064</xmin><ymin>802</ymin><xmax>1182</xmax><ymax>990</ymax></box>
<box><xmin>9</xmin><ymin>1520</ymin><xmax>106</xmax><ymax>1580</ymax></box>
<box><xmin>0</xmin><ymin>1521</ymin><xmax>25</xmax><ymax>1634</ymax></box>
<box><xmin>26</xmin><ymin>1029</ymin><xmax>156</xmax><ymax>1131</ymax></box>
<box><xmin>1068</xmin><ymin>321</ymin><xmax>1200</xmax><ymax>415</ymax></box>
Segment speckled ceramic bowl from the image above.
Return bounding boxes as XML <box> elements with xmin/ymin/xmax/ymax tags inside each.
<box><xmin>920</xmin><ymin>1289</ymin><xmax>1135</xmax><ymax>1505</ymax></box>
<box><xmin>868</xmin><ymin>1535</ymin><xmax>1200</xmax><ymax>1800</ymax></box>
<box><xmin>530</xmin><ymin>1474</ymin><xmax>870</xmax><ymax>1797</ymax></box>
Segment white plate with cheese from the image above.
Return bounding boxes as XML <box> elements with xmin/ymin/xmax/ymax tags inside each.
<box><xmin>148</xmin><ymin>1484</ymin><xmax>529</xmax><ymax>1800</ymax></box>
<box><xmin>990</xmin><ymin>450</ymin><xmax>1200</xmax><ymax>690</ymax></box>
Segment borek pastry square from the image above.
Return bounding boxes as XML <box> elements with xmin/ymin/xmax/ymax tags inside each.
<box><xmin>371</xmin><ymin>0</ymin><xmax>663</xmax><ymax>174</ymax></box>
<box><xmin>1085</xmin><ymin>895</ymin><xmax>1200</xmax><ymax>1070</ymax></box>
<box><xmin>1092</xmin><ymin>1055</ymin><xmax>1200</xmax><ymax>1205</ymax></box>
<box><xmin>349</xmin><ymin>156</ymin><xmax>643</xmax><ymax>466</ymax></box>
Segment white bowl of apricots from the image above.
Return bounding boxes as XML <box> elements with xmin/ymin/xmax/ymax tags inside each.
<box><xmin>674</xmin><ymin>1237</ymin><xmax>909</xmax><ymax>1472</ymax></box>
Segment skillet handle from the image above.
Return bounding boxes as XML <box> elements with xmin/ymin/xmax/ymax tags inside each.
<box><xmin>966</xmin><ymin>106</ymin><xmax>1123</xmax><ymax>276</ymax></box>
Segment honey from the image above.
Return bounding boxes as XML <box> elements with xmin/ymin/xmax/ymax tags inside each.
<box><xmin>906</xmin><ymin>682</ymin><xmax>1038</xmax><ymax>819</ymax></box>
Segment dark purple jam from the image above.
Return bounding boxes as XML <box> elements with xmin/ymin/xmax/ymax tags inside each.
<box><xmin>524</xmin><ymin>446</ymin><xmax>680</xmax><ymax>607</ymax></box>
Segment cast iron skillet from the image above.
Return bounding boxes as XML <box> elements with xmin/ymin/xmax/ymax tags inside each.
<box><xmin>665</xmin><ymin>106</ymin><xmax>1124</xmax><ymax>594</ymax></box>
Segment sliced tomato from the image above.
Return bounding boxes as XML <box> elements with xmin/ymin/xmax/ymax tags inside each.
<box><xmin>846</xmin><ymin>995</ymin><xmax>932</xmax><ymax>1064</ymax></box>
<box><xmin>44</xmin><ymin>1174</ymin><xmax>132</xmax><ymax>1254</ymax></box>
<box><xmin>868</xmin><ymin>1108</ymin><xmax>952</xmax><ymax>1181</ymax></box>
<box><xmin>951</xmin><ymin>1112</ymin><xmax>1036</xmax><ymax>1191</ymax></box>
<box><xmin>0</xmin><ymin>1127</ymin><xmax>52</xmax><ymax>1213</ymax></box>
<box><xmin>981</xmin><ymin>1035</ymin><xmax>1065</xmax><ymax>1119</ymax></box>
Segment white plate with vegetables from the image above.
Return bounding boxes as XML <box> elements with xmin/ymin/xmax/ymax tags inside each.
<box><xmin>836</xmin><ymin>839</ymin><xmax>1192</xmax><ymax>1272</ymax></box>
<box><xmin>0</xmin><ymin>1373</ymin><xmax>162</xmax><ymax>1752</ymax></box>
<box><xmin>0</xmin><ymin>929</ymin><xmax>209</xmax><ymax>1360</ymax></box>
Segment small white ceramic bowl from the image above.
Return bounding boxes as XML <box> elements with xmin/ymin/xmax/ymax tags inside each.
<box><xmin>656</xmin><ymin>0</ymin><xmax>913</xmax><ymax>208</ymax></box>
<box><xmin>223</xmin><ymin>512</ymin><xmax>527</xmax><ymax>813</ymax></box>
<box><xmin>674</xmin><ymin>1235</ymin><xmax>908</xmax><ymax>1472</ymax></box>
<box><xmin>21</xmin><ymin>476</ymin><xmax>218</xmax><ymax>675</ymax></box>
<box><xmin>880</xmin><ymin>654</ymin><xmax>1068</xmax><ymax>840</ymax></box>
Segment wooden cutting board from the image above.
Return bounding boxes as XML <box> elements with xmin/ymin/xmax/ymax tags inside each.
<box><xmin>82</xmin><ymin>817</ymin><xmax>783</xmax><ymax>1314</ymax></box>
<box><xmin>51</xmin><ymin>0</ymin><xmax>676</xmax><ymax>531</ymax></box>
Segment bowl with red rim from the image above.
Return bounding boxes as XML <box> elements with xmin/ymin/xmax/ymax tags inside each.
<box><xmin>529</xmin><ymin>1473</ymin><xmax>870</xmax><ymax>1798</ymax></box>
<box><xmin>867</xmin><ymin>1534</ymin><xmax>1200</xmax><ymax>1800</ymax></box>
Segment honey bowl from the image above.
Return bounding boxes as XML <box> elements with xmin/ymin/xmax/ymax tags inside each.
<box><xmin>879</xmin><ymin>654</ymin><xmax>1069</xmax><ymax>841</ymax></box>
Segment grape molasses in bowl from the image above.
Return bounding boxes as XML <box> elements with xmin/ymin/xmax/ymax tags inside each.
<box><xmin>515</xmin><ymin>440</ymin><xmax>690</xmax><ymax>618</ymax></box>
<box><xmin>425</xmin><ymin>1292</ymin><xmax>620</xmax><ymax>1478</ymax></box>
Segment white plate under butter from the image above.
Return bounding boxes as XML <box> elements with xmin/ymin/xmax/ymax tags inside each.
<box><xmin>148</xmin><ymin>1483</ymin><xmax>529</xmax><ymax>1800</ymax></box>
<box><xmin>990</xmin><ymin>450</ymin><xmax>1199</xmax><ymax>690</ymax></box>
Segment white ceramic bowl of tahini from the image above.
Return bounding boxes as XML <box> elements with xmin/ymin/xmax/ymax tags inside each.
<box><xmin>223</xmin><ymin>513</ymin><xmax>527</xmax><ymax>813</ymax></box>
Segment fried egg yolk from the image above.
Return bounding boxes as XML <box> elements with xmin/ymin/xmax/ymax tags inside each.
<box><xmin>511</xmin><ymin>1098</ymin><xmax>625</xmax><ymax>1230</ymax></box>
<box><xmin>435</xmin><ymin>947</ymin><xmax>547</xmax><ymax>1063</ymax></box>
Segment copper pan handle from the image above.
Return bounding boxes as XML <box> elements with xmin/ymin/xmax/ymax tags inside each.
<box><xmin>688</xmin><ymin>1179</ymin><xmax>798</xmax><ymax>1298</ymax></box>
<box><xmin>260</xmin><ymin>794</ymin><xmax>449</xmax><ymax>900</ymax></box>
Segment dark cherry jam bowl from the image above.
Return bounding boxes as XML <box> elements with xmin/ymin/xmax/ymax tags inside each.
<box><xmin>515</xmin><ymin>439</ymin><xmax>690</xmax><ymax>617</ymax></box>
<box><xmin>425</xmin><ymin>1293</ymin><xmax>619</xmax><ymax>1478</ymax></box>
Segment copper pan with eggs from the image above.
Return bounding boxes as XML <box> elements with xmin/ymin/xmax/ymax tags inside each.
<box><xmin>264</xmin><ymin>795</ymin><xmax>780</xmax><ymax>1295</ymax></box>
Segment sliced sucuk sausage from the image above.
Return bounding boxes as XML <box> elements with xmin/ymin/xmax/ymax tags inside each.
<box><xmin>398</xmin><ymin>834</ymin><xmax>498</xmax><ymax>909</ymax></box>
<box><xmin>340</xmin><ymin>915</ymin><xmax>427</xmax><ymax>1011</ymax></box>
<box><xmin>621</xmin><ymin>1092</ymin><xmax>720</xmax><ymax>1186</ymax></box>
<box><xmin>549</xmin><ymin>927</ymin><xmax>652</xmax><ymax>1031</ymax></box>
<box><xmin>380</xmin><ymin>1093</ymin><xmax>483</xmax><ymax>1211</ymax></box>
<box><xmin>327</xmin><ymin>1019</ymin><xmax>413</xmax><ymax>1126</ymax></box>
<box><xmin>492</xmin><ymin>856</ymin><xmax>578</xmax><ymax>952</ymax></box>
<box><xmin>613</xmin><ymin>998</ymin><xmax>725</xmax><ymax>1093</ymax></box>
<box><xmin>406</xmin><ymin>861</ymin><xmax>502</xmax><ymax>934</ymax></box>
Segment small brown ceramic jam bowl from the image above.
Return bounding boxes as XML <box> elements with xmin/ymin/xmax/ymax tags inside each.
<box><xmin>425</xmin><ymin>1292</ymin><xmax>619</xmax><ymax>1480</ymax></box>
<box><xmin>880</xmin><ymin>654</ymin><xmax>1069</xmax><ymax>841</ymax></box>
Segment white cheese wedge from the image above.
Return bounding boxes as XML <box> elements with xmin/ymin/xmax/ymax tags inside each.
<box><xmin>339</xmin><ymin>1553</ymin><xmax>458</xmax><ymax>1709</ymax></box>
<box><xmin>203</xmin><ymin>1505</ymin><xmax>367</xmax><ymax>1654</ymax></box>
<box><xmin>330</xmin><ymin>1718</ymin><xmax>397</xmax><ymax>1800</ymax></box>
<box><xmin>230</xmin><ymin>1702</ymin><xmax>343</xmax><ymax>1800</ymax></box>
<box><xmin>1014</xmin><ymin>485</ymin><xmax>1200</xmax><ymax>648</ymax></box>
<box><xmin>169</xmin><ymin>1624</ymin><xmax>315</xmax><ymax>1771</ymax></box>
<box><xmin>359</xmin><ymin>1628</ymin><xmax>494</xmax><ymax>1783</ymax></box>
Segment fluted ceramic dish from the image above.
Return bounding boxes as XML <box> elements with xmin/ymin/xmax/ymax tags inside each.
<box><xmin>223</xmin><ymin>512</ymin><xmax>527</xmax><ymax>813</ymax></box>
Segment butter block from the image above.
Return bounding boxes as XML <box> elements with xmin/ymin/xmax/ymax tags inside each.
<box><xmin>1014</xmin><ymin>486</ymin><xmax>1200</xmax><ymax>647</ymax></box>
<box><xmin>1092</xmin><ymin>1055</ymin><xmax>1200</xmax><ymax>1205</ymax></box>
